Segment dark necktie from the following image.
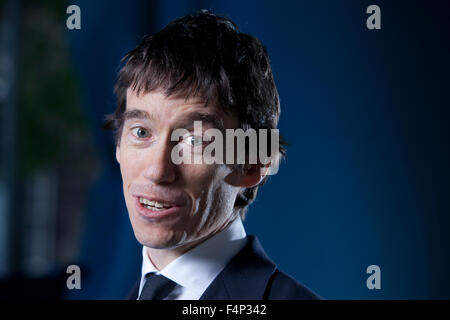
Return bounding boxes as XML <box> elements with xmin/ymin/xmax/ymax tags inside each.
<box><xmin>138</xmin><ymin>273</ymin><xmax>178</xmax><ymax>300</ymax></box>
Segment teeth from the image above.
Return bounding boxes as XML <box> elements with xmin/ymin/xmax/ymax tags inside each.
<box><xmin>144</xmin><ymin>205</ymin><xmax>164</xmax><ymax>211</ymax></box>
<box><xmin>139</xmin><ymin>197</ymin><xmax>173</xmax><ymax>209</ymax></box>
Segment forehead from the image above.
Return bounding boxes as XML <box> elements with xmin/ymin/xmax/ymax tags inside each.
<box><xmin>125</xmin><ymin>88</ymin><xmax>239</xmax><ymax>128</ymax></box>
<box><xmin>127</xmin><ymin>88</ymin><xmax>203</xmax><ymax>110</ymax></box>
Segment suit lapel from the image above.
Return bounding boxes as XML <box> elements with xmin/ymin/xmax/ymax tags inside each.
<box><xmin>200</xmin><ymin>235</ymin><xmax>277</xmax><ymax>300</ymax></box>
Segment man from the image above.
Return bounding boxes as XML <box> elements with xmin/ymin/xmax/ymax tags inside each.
<box><xmin>104</xmin><ymin>10</ymin><xmax>320</xmax><ymax>300</ymax></box>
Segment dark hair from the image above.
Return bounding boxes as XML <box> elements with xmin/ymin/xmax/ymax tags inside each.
<box><xmin>103</xmin><ymin>10</ymin><xmax>286</xmax><ymax>219</ymax></box>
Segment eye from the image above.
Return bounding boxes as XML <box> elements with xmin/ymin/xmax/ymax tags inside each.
<box><xmin>185</xmin><ymin>135</ymin><xmax>203</xmax><ymax>147</ymax></box>
<box><xmin>131</xmin><ymin>127</ymin><xmax>150</xmax><ymax>139</ymax></box>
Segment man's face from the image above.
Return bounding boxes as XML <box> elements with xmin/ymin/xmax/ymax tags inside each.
<box><xmin>116</xmin><ymin>89</ymin><xmax>243</xmax><ymax>250</ymax></box>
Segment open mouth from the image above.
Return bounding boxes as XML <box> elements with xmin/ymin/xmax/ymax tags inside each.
<box><xmin>138</xmin><ymin>197</ymin><xmax>173</xmax><ymax>211</ymax></box>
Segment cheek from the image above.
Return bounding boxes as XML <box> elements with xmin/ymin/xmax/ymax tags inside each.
<box><xmin>183</xmin><ymin>163</ymin><xmax>221</xmax><ymax>188</ymax></box>
<box><xmin>183</xmin><ymin>164</ymin><xmax>232</xmax><ymax>205</ymax></box>
<box><xmin>119</xmin><ymin>149</ymin><xmax>143</xmax><ymax>184</ymax></box>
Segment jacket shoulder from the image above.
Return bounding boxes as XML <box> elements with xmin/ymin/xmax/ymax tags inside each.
<box><xmin>201</xmin><ymin>235</ymin><xmax>322</xmax><ymax>300</ymax></box>
<box><xmin>266</xmin><ymin>269</ymin><xmax>322</xmax><ymax>300</ymax></box>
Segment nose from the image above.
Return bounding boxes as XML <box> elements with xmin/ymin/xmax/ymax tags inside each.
<box><xmin>142</xmin><ymin>138</ymin><xmax>177</xmax><ymax>185</ymax></box>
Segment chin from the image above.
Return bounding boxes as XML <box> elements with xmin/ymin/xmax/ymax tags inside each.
<box><xmin>133</xmin><ymin>226</ymin><xmax>188</xmax><ymax>249</ymax></box>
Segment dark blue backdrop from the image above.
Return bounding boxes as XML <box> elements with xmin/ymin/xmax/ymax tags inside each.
<box><xmin>66</xmin><ymin>0</ymin><xmax>450</xmax><ymax>299</ymax></box>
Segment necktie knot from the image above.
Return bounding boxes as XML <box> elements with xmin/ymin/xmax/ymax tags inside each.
<box><xmin>139</xmin><ymin>273</ymin><xmax>178</xmax><ymax>300</ymax></box>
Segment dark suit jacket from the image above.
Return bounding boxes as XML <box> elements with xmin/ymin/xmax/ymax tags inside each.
<box><xmin>126</xmin><ymin>235</ymin><xmax>321</xmax><ymax>300</ymax></box>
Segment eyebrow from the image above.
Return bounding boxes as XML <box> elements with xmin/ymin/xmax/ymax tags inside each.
<box><xmin>122</xmin><ymin>109</ymin><xmax>152</xmax><ymax>122</ymax></box>
<box><xmin>122</xmin><ymin>109</ymin><xmax>225</xmax><ymax>131</ymax></box>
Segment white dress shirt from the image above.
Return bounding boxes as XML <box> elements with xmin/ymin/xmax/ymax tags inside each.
<box><xmin>138</xmin><ymin>217</ymin><xmax>248</xmax><ymax>300</ymax></box>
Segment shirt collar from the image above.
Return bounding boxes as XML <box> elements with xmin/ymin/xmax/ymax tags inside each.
<box><xmin>140</xmin><ymin>217</ymin><xmax>247</xmax><ymax>297</ymax></box>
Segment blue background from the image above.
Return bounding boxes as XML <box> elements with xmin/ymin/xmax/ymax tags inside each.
<box><xmin>65</xmin><ymin>0</ymin><xmax>450</xmax><ymax>299</ymax></box>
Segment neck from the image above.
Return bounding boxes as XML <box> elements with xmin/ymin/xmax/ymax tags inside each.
<box><xmin>146</xmin><ymin>240</ymin><xmax>199</xmax><ymax>271</ymax></box>
<box><xmin>146</xmin><ymin>217</ymin><xmax>237</xmax><ymax>270</ymax></box>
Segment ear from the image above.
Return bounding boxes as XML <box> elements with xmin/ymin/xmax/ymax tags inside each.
<box><xmin>236</xmin><ymin>162</ymin><xmax>271</xmax><ymax>188</ymax></box>
<box><xmin>116</xmin><ymin>144</ymin><xmax>121</xmax><ymax>164</ymax></box>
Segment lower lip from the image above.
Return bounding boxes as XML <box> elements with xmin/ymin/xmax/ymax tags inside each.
<box><xmin>134</xmin><ymin>197</ymin><xmax>183</xmax><ymax>220</ymax></box>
